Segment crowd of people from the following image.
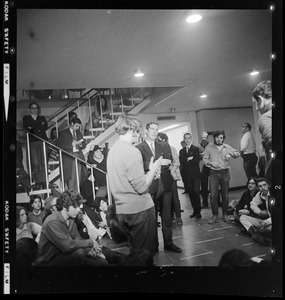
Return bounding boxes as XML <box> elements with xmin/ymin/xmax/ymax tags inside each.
<box><xmin>16</xmin><ymin>80</ymin><xmax>273</xmax><ymax>267</ymax></box>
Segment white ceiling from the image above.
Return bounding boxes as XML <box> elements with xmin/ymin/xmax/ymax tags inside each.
<box><xmin>17</xmin><ymin>9</ymin><xmax>273</xmax><ymax>114</ymax></box>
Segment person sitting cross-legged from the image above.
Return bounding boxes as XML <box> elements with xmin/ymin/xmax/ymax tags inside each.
<box><xmin>239</xmin><ymin>177</ymin><xmax>272</xmax><ymax>246</ymax></box>
<box><xmin>233</xmin><ymin>177</ymin><xmax>259</xmax><ymax>233</ymax></box>
<box><xmin>34</xmin><ymin>190</ymin><xmax>125</xmax><ymax>267</ymax></box>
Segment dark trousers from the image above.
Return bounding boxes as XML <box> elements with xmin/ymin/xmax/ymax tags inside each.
<box><xmin>200</xmin><ymin>165</ymin><xmax>210</xmax><ymax>206</ymax></box>
<box><xmin>159</xmin><ymin>190</ymin><xmax>174</xmax><ymax>246</ymax></box>
<box><xmin>180</xmin><ymin>166</ymin><xmax>187</xmax><ymax>191</ymax></box>
<box><xmin>29</xmin><ymin>141</ymin><xmax>48</xmax><ymax>184</ymax></box>
<box><xmin>35</xmin><ymin>247</ymin><xmax>109</xmax><ymax>267</ymax></box>
<box><xmin>186</xmin><ymin>176</ymin><xmax>201</xmax><ymax>215</ymax></box>
<box><xmin>209</xmin><ymin>169</ymin><xmax>230</xmax><ymax>216</ymax></box>
<box><xmin>171</xmin><ymin>180</ymin><xmax>182</xmax><ymax>219</ymax></box>
<box><xmin>243</xmin><ymin>153</ymin><xmax>258</xmax><ymax>180</ymax></box>
<box><xmin>117</xmin><ymin>206</ymin><xmax>157</xmax><ymax>265</ymax></box>
<box><xmin>109</xmin><ymin>218</ymin><xmax>128</xmax><ymax>244</ymax></box>
<box><xmin>152</xmin><ymin>190</ymin><xmax>174</xmax><ymax>249</ymax></box>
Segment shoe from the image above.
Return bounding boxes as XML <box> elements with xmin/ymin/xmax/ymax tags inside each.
<box><xmin>195</xmin><ymin>213</ymin><xmax>202</xmax><ymax>219</ymax></box>
<box><xmin>223</xmin><ymin>215</ymin><xmax>231</xmax><ymax>223</ymax></box>
<box><xmin>180</xmin><ymin>209</ymin><xmax>184</xmax><ymax>212</ymax></box>
<box><xmin>251</xmin><ymin>234</ymin><xmax>271</xmax><ymax>246</ymax></box>
<box><xmin>208</xmin><ymin>215</ymin><xmax>219</xmax><ymax>224</ymax></box>
<box><xmin>201</xmin><ymin>205</ymin><xmax>208</xmax><ymax>209</ymax></box>
<box><xmin>182</xmin><ymin>191</ymin><xmax>187</xmax><ymax>194</ymax></box>
<box><xmin>190</xmin><ymin>213</ymin><xmax>196</xmax><ymax>218</ymax></box>
<box><xmin>240</xmin><ymin>227</ymin><xmax>248</xmax><ymax>234</ymax></box>
<box><xmin>176</xmin><ymin>218</ymin><xmax>183</xmax><ymax>227</ymax></box>
<box><xmin>164</xmin><ymin>244</ymin><xmax>182</xmax><ymax>253</ymax></box>
<box><xmin>157</xmin><ymin>222</ymin><xmax>161</xmax><ymax>227</ymax></box>
<box><xmin>248</xmin><ymin>226</ymin><xmax>257</xmax><ymax>236</ymax></box>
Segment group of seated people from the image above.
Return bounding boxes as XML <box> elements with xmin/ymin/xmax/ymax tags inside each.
<box><xmin>16</xmin><ymin>191</ymin><xmax>130</xmax><ymax>267</ymax></box>
<box><xmin>16</xmin><ymin>176</ymin><xmax>272</xmax><ymax>268</ymax></box>
<box><xmin>229</xmin><ymin>176</ymin><xmax>272</xmax><ymax>246</ymax></box>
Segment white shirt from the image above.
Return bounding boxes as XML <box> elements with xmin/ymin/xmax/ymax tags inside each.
<box><xmin>240</xmin><ymin>131</ymin><xmax>256</xmax><ymax>154</ymax></box>
<box><xmin>146</xmin><ymin>140</ymin><xmax>155</xmax><ymax>155</ymax></box>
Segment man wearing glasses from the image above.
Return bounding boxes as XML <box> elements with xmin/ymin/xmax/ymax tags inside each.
<box><xmin>23</xmin><ymin>101</ymin><xmax>48</xmax><ymax>190</ymax></box>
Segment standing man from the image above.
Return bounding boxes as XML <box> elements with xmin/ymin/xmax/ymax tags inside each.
<box><xmin>240</xmin><ymin>122</ymin><xmax>258</xmax><ymax>180</ymax></box>
<box><xmin>199</xmin><ymin>132</ymin><xmax>211</xmax><ymax>209</ymax></box>
<box><xmin>179</xmin><ymin>133</ymin><xmax>201</xmax><ymax>219</ymax></box>
<box><xmin>107</xmin><ymin>114</ymin><xmax>163</xmax><ymax>266</ymax></box>
<box><xmin>203</xmin><ymin>131</ymin><xmax>240</xmax><ymax>224</ymax></box>
<box><xmin>23</xmin><ymin>101</ymin><xmax>48</xmax><ymax>190</ymax></box>
<box><xmin>136</xmin><ymin>122</ymin><xmax>182</xmax><ymax>253</ymax></box>
<box><xmin>57</xmin><ymin>117</ymin><xmax>87</xmax><ymax>192</ymax></box>
<box><xmin>251</xmin><ymin>80</ymin><xmax>272</xmax><ymax>185</ymax></box>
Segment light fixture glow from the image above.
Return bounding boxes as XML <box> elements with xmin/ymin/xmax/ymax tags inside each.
<box><xmin>134</xmin><ymin>69</ymin><xmax>144</xmax><ymax>77</ymax></box>
<box><xmin>200</xmin><ymin>93</ymin><xmax>207</xmax><ymax>98</ymax></box>
<box><xmin>158</xmin><ymin>124</ymin><xmax>181</xmax><ymax>132</ymax></box>
<box><xmin>250</xmin><ymin>69</ymin><xmax>259</xmax><ymax>76</ymax></box>
<box><xmin>186</xmin><ymin>14</ymin><xmax>202</xmax><ymax>23</ymax></box>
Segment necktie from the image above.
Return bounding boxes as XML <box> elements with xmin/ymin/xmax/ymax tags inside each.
<box><xmin>73</xmin><ymin>130</ymin><xmax>77</xmax><ymax>140</ymax></box>
<box><xmin>150</xmin><ymin>142</ymin><xmax>155</xmax><ymax>156</ymax></box>
<box><xmin>186</xmin><ymin>147</ymin><xmax>189</xmax><ymax>153</ymax></box>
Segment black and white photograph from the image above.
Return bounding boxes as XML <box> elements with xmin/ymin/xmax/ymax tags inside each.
<box><xmin>2</xmin><ymin>0</ymin><xmax>282</xmax><ymax>296</ymax></box>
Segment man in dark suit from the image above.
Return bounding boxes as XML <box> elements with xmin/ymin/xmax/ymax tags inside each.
<box><xmin>179</xmin><ymin>132</ymin><xmax>201</xmax><ymax>218</ymax></box>
<box><xmin>136</xmin><ymin>122</ymin><xmax>182</xmax><ymax>254</ymax></box>
<box><xmin>57</xmin><ymin>117</ymin><xmax>87</xmax><ymax>192</ymax></box>
<box><xmin>23</xmin><ymin>101</ymin><xmax>49</xmax><ymax>189</ymax></box>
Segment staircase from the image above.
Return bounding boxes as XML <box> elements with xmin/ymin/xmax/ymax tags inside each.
<box><xmin>16</xmin><ymin>87</ymin><xmax>152</xmax><ymax>203</ymax></box>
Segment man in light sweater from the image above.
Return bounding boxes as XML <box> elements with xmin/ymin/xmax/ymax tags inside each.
<box><xmin>107</xmin><ymin>114</ymin><xmax>163</xmax><ymax>266</ymax></box>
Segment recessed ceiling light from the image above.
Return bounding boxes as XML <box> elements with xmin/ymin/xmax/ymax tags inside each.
<box><xmin>200</xmin><ymin>93</ymin><xmax>207</xmax><ymax>98</ymax></box>
<box><xmin>134</xmin><ymin>69</ymin><xmax>144</xmax><ymax>77</ymax></box>
<box><xmin>250</xmin><ymin>69</ymin><xmax>259</xmax><ymax>76</ymax></box>
<box><xmin>186</xmin><ymin>14</ymin><xmax>203</xmax><ymax>23</ymax></box>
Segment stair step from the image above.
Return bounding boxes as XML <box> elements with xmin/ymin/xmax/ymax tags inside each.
<box><xmin>119</xmin><ymin>105</ymin><xmax>134</xmax><ymax>108</ymax></box>
<box><xmin>90</xmin><ymin>128</ymin><xmax>104</xmax><ymax>132</ymax></box>
<box><xmin>16</xmin><ymin>192</ymin><xmax>30</xmax><ymax>203</ymax></box>
<box><xmin>29</xmin><ymin>189</ymin><xmax>51</xmax><ymax>195</ymax></box>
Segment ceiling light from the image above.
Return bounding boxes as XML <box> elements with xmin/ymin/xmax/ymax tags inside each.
<box><xmin>134</xmin><ymin>69</ymin><xmax>144</xmax><ymax>77</ymax></box>
<box><xmin>186</xmin><ymin>14</ymin><xmax>202</xmax><ymax>23</ymax></box>
<box><xmin>250</xmin><ymin>69</ymin><xmax>259</xmax><ymax>76</ymax></box>
<box><xmin>200</xmin><ymin>93</ymin><xmax>207</xmax><ymax>98</ymax></box>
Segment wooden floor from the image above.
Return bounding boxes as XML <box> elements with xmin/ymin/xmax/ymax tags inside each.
<box><xmin>101</xmin><ymin>187</ymin><xmax>272</xmax><ymax>266</ymax></box>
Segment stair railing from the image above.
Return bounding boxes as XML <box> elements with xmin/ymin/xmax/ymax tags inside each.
<box><xmin>24</xmin><ymin>129</ymin><xmax>110</xmax><ymax>203</ymax></box>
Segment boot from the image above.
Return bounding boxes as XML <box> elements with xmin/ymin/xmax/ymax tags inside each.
<box><xmin>248</xmin><ymin>226</ymin><xmax>256</xmax><ymax>236</ymax></box>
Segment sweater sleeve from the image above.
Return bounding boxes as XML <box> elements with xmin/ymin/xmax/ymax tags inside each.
<box><xmin>45</xmin><ymin>220</ymin><xmax>93</xmax><ymax>253</ymax></box>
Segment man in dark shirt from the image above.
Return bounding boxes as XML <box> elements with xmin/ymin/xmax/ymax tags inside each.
<box><xmin>23</xmin><ymin>101</ymin><xmax>48</xmax><ymax>189</ymax></box>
